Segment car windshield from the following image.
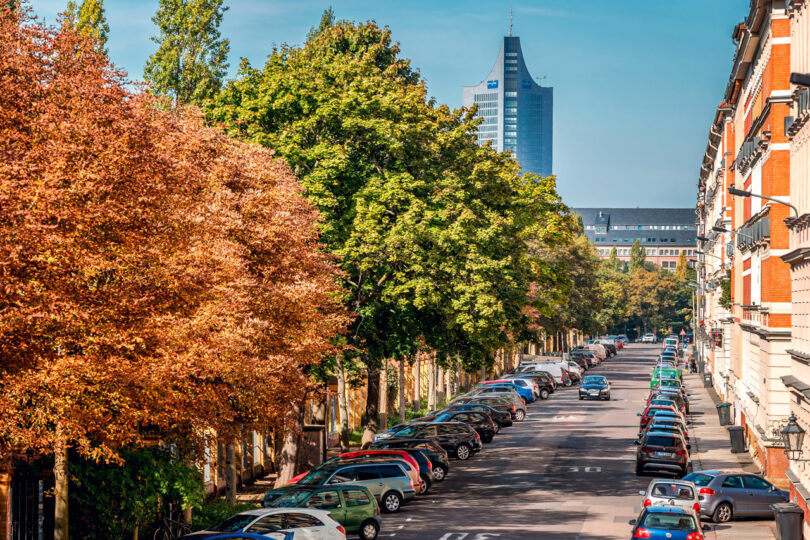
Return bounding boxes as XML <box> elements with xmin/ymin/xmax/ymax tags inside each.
<box><xmin>434</xmin><ymin>414</ymin><xmax>456</xmax><ymax>423</ymax></box>
<box><xmin>271</xmin><ymin>490</ymin><xmax>313</xmax><ymax>507</ymax></box>
<box><xmin>389</xmin><ymin>425</ymin><xmax>422</xmax><ymax>437</ymax></box>
<box><xmin>212</xmin><ymin>514</ymin><xmax>258</xmax><ymax>532</ymax></box>
<box><xmin>640</xmin><ymin>512</ymin><xmax>697</xmax><ymax>531</ymax></box>
<box><xmin>645</xmin><ymin>436</ymin><xmax>677</xmax><ymax>447</ymax></box>
<box><xmin>298</xmin><ymin>470</ymin><xmax>333</xmax><ymax>486</ymax></box>
<box><xmin>583</xmin><ymin>376</ymin><xmax>606</xmax><ymax>385</ymax></box>
<box><xmin>682</xmin><ymin>473</ymin><xmax>715</xmax><ymax>486</ymax></box>
<box><xmin>650</xmin><ymin>483</ymin><xmax>695</xmax><ymax>499</ymax></box>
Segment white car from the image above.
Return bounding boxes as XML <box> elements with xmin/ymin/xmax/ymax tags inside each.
<box><xmin>181</xmin><ymin>507</ymin><xmax>347</xmax><ymax>539</ymax></box>
<box><xmin>639</xmin><ymin>478</ymin><xmax>701</xmax><ymax>514</ymax></box>
<box><xmin>641</xmin><ymin>334</ymin><xmax>657</xmax><ymax>344</ymax></box>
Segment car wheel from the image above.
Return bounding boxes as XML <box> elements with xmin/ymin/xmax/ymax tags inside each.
<box><xmin>433</xmin><ymin>465</ymin><xmax>447</xmax><ymax>481</ymax></box>
<box><xmin>712</xmin><ymin>502</ymin><xmax>733</xmax><ymax>523</ymax></box>
<box><xmin>455</xmin><ymin>443</ymin><xmax>471</xmax><ymax>460</ymax></box>
<box><xmin>359</xmin><ymin>519</ymin><xmax>380</xmax><ymax>540</ymax></box>
<box><xmin>564</xmin><ymin>379</ymin><xmax>572</xmax><ymax>387</ymax></box>
<box><xmin>419</xmin><ymin>473</ymin><xmax>431</xmax><ymax>494</ymax></box>
<box><xmin>604</xmin><ymin>393</ymin><xmax>611</xmax><ymax>401</ymax></box>
<box><xmin>382</xmin><ymin>491</ymin><xmax>402</xmax><ymax>513</ymax></box>
<box><xmin>578</xmin><ymin>395</ymin><xmax>583</xmax><ymax>400</ymax></box>
<box><xmin>514</xmin><ymin>409</ymin><xmax>526</xmax><ymax>422</ymax></box>
<box><xmin>481</xmin><ymin>432</ymin><xmax>494</xmax><ymax>443</ymax></box>
<box><xmin>540</xmin><ymin>388</ymin><xmax>550</xmax><ymax>400</ymax></box>
<box><xmin>493</xmin><ymin>423</ymin><xmax>500</xmax><ymax>434</ymax></box>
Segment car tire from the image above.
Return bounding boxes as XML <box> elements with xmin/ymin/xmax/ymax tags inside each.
<box><xmin>712</xmin><ymin>502</ymin><xmax>733</xmax><ymax>523</ymax></box>
<box><xmin>481</xmin><ymin>432</ymin><xmax>494</xmax><ymax>444</ymax></box>
<box><xmin>635</xmin><ymin>462</ymin><xmax>643</xmax><ymax>476</ymax></box>
<box><xmin>359</xmin><ymin>519</ymin><xmax>380</xmax><ymax>540</ymax></box>
<box><xmin>564</xmin><ymin>379</ymin><xmax>572</xmax><ymax>387</ymax></box>
<box><xmin>382</xmin><ymin>491</ymin><xmax>403</xmax><ymax>513</ymax></box>
<box><xmin>433</xmin><ymin>465</ymin><xmax>447</xmax><ymax>481</ymax></box>
<box><xmin>455</xmin><ymin>443</ymin><xmax>471</xmax><ymax>460</ymax></box>
<box><xmin>604</xmin><ymin>393</ymin><xmax>611</xmax><ymax>401</ymax></box>
<box><xmin>419</xmin><ymin>473</ymin><xmax>431</xmax><ymax>494</ymax></box>
<box><xmin>514</xmin><ymin>409</ymin><xmax>526</xmax><ymax>422</ymax></box>
<box><xmin>540</xmin><ymin>388</ymin><xmax>550</xmax><ymax>400</ymax></box>
<box><xmin>493</xmin><ymin>423</ymin><xmax>500</xmax><ymax>433</ymax></box>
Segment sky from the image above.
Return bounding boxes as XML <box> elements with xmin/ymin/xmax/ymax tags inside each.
<box><xmin>30</xmin><ymin>0</ymin><xmax>747</xmax><ymax>208</ymax></box>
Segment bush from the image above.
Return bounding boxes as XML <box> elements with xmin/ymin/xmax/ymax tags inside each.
<box><xmin>193</xmin><ymin>499</ymin><xmax>259</xmax><ymax>530</ymax></box>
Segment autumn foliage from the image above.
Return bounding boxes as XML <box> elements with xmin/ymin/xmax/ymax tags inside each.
<box><xmin>0</xmin><ymin>8</ymin><xmax>345</xmax><ymax>463</ymax></box>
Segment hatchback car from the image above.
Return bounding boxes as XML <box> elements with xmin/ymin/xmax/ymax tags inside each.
<box><xmin>454</xmin><ymin>393</ymin><xmax>527</xmax><ymax>421</ymax></box>
<box><xmin>263</xmin><ymin>485</ymin><xmax>381</xmax><ymax>540</ymax></box>
<box><xmin>179</xmin><ymin>508</ymin><xmax>347</xmax><ymax>539</ymax></box>
<box><xmin>430</xmin><ymin>411</ymin><xmax>498</xmax><ymax>443</ymax></box>
<box><xmin>639</xmin><ymin>478</ymin><xmax>701</xmax><ymax>514</ymax></box>
<box><xmin>635</xmin><ymin>431</ymin><xmax>690</xmax><ymax>477</ymax></box>
<box><xmin>377</xmin><ymin>422</ymin><xmax>482</xmax><ymax>460</ymax></box>
<box><xmin>477</xmin><ymin>381</ymin><xmax>535</xmax><ymax>403</ymax></box>
<box><xmin>578</xmin><ymin>375</ymin><xmax>611</xmax><ymax>400</ymax></box>
<box><xmin>370</xmin><ymin>438</ymin><xmax>450</xmax><ymax>481</ymax></box>
<box><xmin>682</xmin><ymin>470</ymin><xmax>789</xmax><ymax>523</ymax></box>
<box><xmin>629</xmin><ymin>506</ymin><xmax>705</xmax><ymax>540</ymax></box>
<box><xmin>426</xmin><ymin>403</ymin><xmax>513</xmax><ymax>427</ymax></box>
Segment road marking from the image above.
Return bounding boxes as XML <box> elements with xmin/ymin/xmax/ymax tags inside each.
<box><xmin>551</xmin><ymin>415</ymin><xmax>585</xmax><ymax>422</ymax></box>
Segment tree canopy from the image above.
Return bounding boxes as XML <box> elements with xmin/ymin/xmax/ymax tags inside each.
<box><xmin>65</xmin><ymin>0</ymin><xmax>108</xmax><ymax>53</ymax></box>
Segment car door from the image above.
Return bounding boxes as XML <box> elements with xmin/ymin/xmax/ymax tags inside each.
<box><xmin>718</xmin><ymin>474</ymin><xmax>750</xmax><ymax>514</ymax></box>
<box><xmin>303</xmin><ymin>489</ymin><xmax>345</xmax><ymax>525</ymax></box>
<box><xmin>281</xmin><ymin>512</ymin><xmax>328</xmax><ymax>540</ymax></box>
<box><xmin>742</xmin><ymin>475</ymin><xmax>784</xmax><ymax>516</ymax></box>
<box><xmin>351</xmin><ymin>465</ymin><xmax>384</xmax><ymax>501</ymax></box>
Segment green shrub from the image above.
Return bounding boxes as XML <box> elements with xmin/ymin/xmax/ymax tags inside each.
<box><xmin>193</xmin><ymin>499</ymin><xmax>259</xmax><ymax>530</ymax></box>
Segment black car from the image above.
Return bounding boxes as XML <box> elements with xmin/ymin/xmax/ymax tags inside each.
<box><xmin>635</xmin><ymin>431</ymin><xmax>690</xmax><ymax>477</ymax></box>
<box><xmin>578</xmin><ymin>375</ymin><xmax>611</xmax><ymax>400</ymax></box>
<box><xmin>429</xmin><ymin>411</ymin><xmax>497</xmax><ymax>443</ymax></box>
<box><xmin>454</xmin><ymin>395</ymin><xmax>527</xmax><ymax>421</ymax></box>
<box><xmin>603</xmin><ymin>343</ymin><xmax>617</xmax><ymax>356</ymax></box>
<box><xmin>370</xmin><ymin>438</ymin><xmax>451</xmax><ymax>481</ymax></box>
<box><xmin>570</xmin><ymin>351</ymin><xmax>596</xmax><ymax>369</ymax></box>
<box><xmin>380</xmin><ymin>422</ymin><xmax>482</xmax><ymax>460</ymax></box>
<box><xmin>426</xmin><ymin>403</ymin><xmax>513</xmax><ymax>428</ymax></box>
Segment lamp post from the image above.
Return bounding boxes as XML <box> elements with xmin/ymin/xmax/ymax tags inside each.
<box><xmin>728</xmin><ymin>187</ymin><xmax>799</xmax><ymax>218</ymax></box>
<box><xmin>781</xmin><ymin>414</ymin><xmax>810</xmax><ymax>461</ymax></box>
<box><xmin>711</xmin><ymin>225</ymin><xmax>754</xmax><ymax>241</ymax></box>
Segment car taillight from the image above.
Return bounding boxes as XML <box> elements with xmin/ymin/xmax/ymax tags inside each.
<box><xmin>693</xmin><ymin>502</ymin><xmax>701</xmax><ymax>512</ymax></box>
<box><xmin>409</xmin><ymin>477</ymin><xmax>414</xmax><ymax>489</ymax></box>
<box><xmin>475</xmin><ymin>432</ymin><xmax>480</xmax><ymax>439</ymax></box>
<box><xmin>633</xmin><ymin>528</ymin><xmax>652</xmax><ymax>539</ymax></box>
<box><xmin>376</xmin><ymin>503</ymin><xmax>381</xmax><ymax>515</ymax></box>
<box><xmin>643</xmin><ymin>498</ymin><xmax>651</xmax><ymax>507</ymax></box>
<box><xmin>699</xmin><ymin>487</ymin><xmax>715</xmax><ymax>495</ymax></box>
<box><xmin>337</xmin><ymin>525</ymin><xmax>346</xmax><ymax>535</ymax></box>
<box><xmin>685</xmin><ymin>533</ymin><xmax>702</xmax><ymax>540</ymax></box>
<box><xmin>511</xmin><ymin>405</ymin><xmax>515</xmax><ymax>412</ymax></box>
<box><xmin>676</xmin><ymin>449</ymin><xmax>687</xmax><ymax>456</ymax></box>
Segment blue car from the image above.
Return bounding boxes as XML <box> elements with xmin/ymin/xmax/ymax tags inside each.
<box><xmin>477</xmin><ymin>381</ymin><xmax>536</xmax><ymax>403</ymax></box>
<box><xmin>629</xmin><ymin>505</ymin><xmax>707</xmax><ymax>539</ymax></box>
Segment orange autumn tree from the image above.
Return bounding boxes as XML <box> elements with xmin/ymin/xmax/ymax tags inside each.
<box><xmin>0</xmin><ymin>5</ymin><xmax>344</xmax><ymax>526</ymax></box>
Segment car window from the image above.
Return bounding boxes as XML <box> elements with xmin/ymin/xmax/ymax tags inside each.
<box><xmin>354</xmin><ymin>466</ymin><xmax>381</xmax><ymax>481</ymax></box>
<box><xmin>245</xmin><ymin>514</ymin><xmax>285</xmax><ymax>533</ymax></box>
<box><xmin>640</xmin><ymin>512</ymin><xmax>696</xmax><ymax>531</ymax></box>
<box><xmin>651</xmin><ymin>483</ymin><xmax>695</xmax><ymax>499</ymax></box>
<box><xmin>329</xmin><ymin>467</ymin><xmax>358</xmax><ymax>483</ymax></box>
<box><xmin>212</xmin><ymin>514</ymin><xmax>258</xmax><ymax>532</ymax></box>
<box><xmin>721</xmin><ymin>475</ymin><xmax>744</xmax><ymax>488</ymax></box>
<box><xmin>344</xmin><ymin>489</ymin><xmax>372</xmax><ymax>507</ymax></box>
<box><xmin>271</xmin><ymin>490</ymin><xmax>312</xmax><ymax>508</ymax></box>
<box><xmin>283</xmin><ymin>513</ymin><xmax>324</xmax><ymax>528</ymax></box>
<box><xmin>743</xmin><ymin>475</ymin><xmax>773</xmax><ymax>491</ymax></box>
<box><xmin>305</xmin><ymin>490</ymin><xmax>342</xmax><ymax>510</ymax></box>
<box><xmin>378</xmin><ymin>464</ymin><xmax>406</xmax><ymax>478</ymax></box>
<box><xmin>645</xmin><ymin>436</ymin><xmax>677</xmax><ymax>447</ymax></box>
<box><xmin>417</xmin><ymin>425</ymin><xmax>437</xmax><ymax>437</ymax></box>
<box><xmin>299</xmin><ymin>469</ymin><xmax>334</xmax><ymax>486</ymax></box>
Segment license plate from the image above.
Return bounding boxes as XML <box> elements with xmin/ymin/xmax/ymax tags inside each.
<box><xmin>589</xmin><ymin>390</ymin><xmax>599</xmax><ymax>395</ymax></box>
<box><xmin>655</xmin><ymin>451</ymin><xmax>674</xmax><ymax>457</ymax></box>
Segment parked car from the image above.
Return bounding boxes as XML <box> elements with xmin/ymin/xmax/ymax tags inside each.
<box><xmin>578</xmin><ymin>375</ymin><xmax>611</xmax><ymax>401</ymax></box>
<box><xmin>369</xmin><ymin>438</ymin><xmax>450</xmax><ymax>481</ymax></box>
<box><xmin>502</xmin><ymin>377</ymin><xmax>540</xmax><ymax>399</ymax></box>
<box><xmin>642</xmin><ymin>334</ymin><xmax>657</xmax><ymax>344</ymax></box>
<box><xmin>332</xmin><ymin>451</ymin><xmax>429</xmax><ymax>494</ymax></box>
<box><xmin>375</xmin><ymin>422</ymin><xmax>482</xmax><ymax>460</ymax></box>
<box><xmin>472</xmin><ymin>384</ymin><xmax>531</xmax><ymax>404</ymax></box>
<box><xmin>429</xmin><ymin>411</ymin><xmax>498</xmax><ymax>443</ymax></box>
<box><xmin>178</xmin><ymin>508</ymin><xmax>347</xmax><ymax>539</ymax></box>
<box><xmin>262</xmin><ymin>485</ymin><xmax>381</xmax><ymax>540</ymax></box>
<box><xmin>682</xmin><ymin>470</ymin><xmax>789</xmax><ymax>523</ymax></box>
<box><xmin>639</xmin><ymin>478</ymin><xmax>701</xmax><ymax>514</ymax></box>
<box><xmin>635</xmin><ymin>431</ymin><xmax>691</xmax><ymax>477</ymax></box>
<box><xmin>504</xmin><ymin>372</ymin><xmax>554</xmax><ymax>399</ymax></box>
<box><xmin>426</xmin><ymin>403</ymin><xmax>513</xmax><ymax>427</ymax></box>
<box><xmin>452</xmin><ymin>394</ymin><xmax>527</xmax><ymax>422</ymax></box>
<box><xmin>629</xmin><ymin>506</ymin><xmax>706</xmax><ymax>540</ymax></box>
<box><xmin>296</xmin><ymin>462</ymin><xmax>416</xmax><ymax>513</ymax></box>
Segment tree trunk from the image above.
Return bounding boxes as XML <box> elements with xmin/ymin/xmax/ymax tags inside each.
<box><xmin>53</xmin><ymin>437</ymin><xmax>68</xmax><ymax>540</ymax></box>
<box><xmin>437</xmin><ymin>363</ymin><xmax>445</xmax><ymax>405</ymax></box>
<box><xmin>274</xmin><ymin>403</ymin><xmax>302</xmax><ymax>487</ymax></box>
<box><xmin>132</xmin><ymin>526</ymin><xmax>139</xmax><ymax>540</ymax></box>
<box><xmin>225</xmin><ymin>442</ymin><xmax>237</xmax><ymax>503</ymax></box>
<box><xmin>398</xmin><ymin>359</ymin><xmax>406</xmax><ymax>423</ymax></box>
<box><xmin>336</xmin><ymin>353</ymin><xmax>350</xmax><ymax>451</ymax></box>
<box><xmin>412</xmin><ymin>354</ymin><xmax>421</xmax><ymax>411</ymax></box>
<box><xmin>362</xmin><ymin>365</ymin><xmax>380</xmax><ymax>448</ymax></box>
<box><xmin>427</xmin><ymin>354</ymin><xmax>436</xmax><ymax>412</ymax></box>
<box><xmin>379</xmin><ymin>360</ymin><xmax>388</xmax><ymax>430</ymax></box>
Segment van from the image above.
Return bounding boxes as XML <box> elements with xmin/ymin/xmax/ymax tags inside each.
<box><xmin>584</xmin><ymin>344</ymin><xmax>607</xmax><ymax>360</ymax></box>
<box><xmin>521</xmin><ymin>362</ymin><xmax>565</xmax><ymax>385</ymax></box>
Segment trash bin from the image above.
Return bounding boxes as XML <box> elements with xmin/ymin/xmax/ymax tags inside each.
<box><xmin>703</xmin><ymin>372</ymin><xmax>713</xmax><ymax>387</ymax></box>
<box><xmin>772</xmin><ymin>502</ymin><xmax>803</xmax><ymax>540</ymax></box>
<box><xmin>717</xmin><ymin>402</ymin><xmax>732</xmax><ymax>426</ymax></box>
<box><xmin>728</xmin><ymin>425</ymin><xmax>745</xmax><ymax>452</ymax></box>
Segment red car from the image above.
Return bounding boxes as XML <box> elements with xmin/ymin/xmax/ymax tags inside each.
<box><xmin>638</xmin><ymin>404</ymin><xmax>679</xmax><ymax>429</ymax></box>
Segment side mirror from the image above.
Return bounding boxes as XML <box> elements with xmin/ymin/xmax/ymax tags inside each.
<box><xmin>628</xmin><ymin>519</ymin><xmax>637</xmax><ymax>526</ymax></box>
<box><xmin>638</xmin><ymin>490</ymin><xmax>646</xmax><ymax>496</ymax></box>
<box><xmin>633</xmin><ymin>440</ymin><xmax>641</xmax><ymax>445</ymax></box>
<box><xmin>637</xmin><ymin>413</ymin><xmax>642</xmax><ymax>417</ymax></box>
<box><xmin>686</xmin><ymin>444</ymin><xmax>691</xmax><ymax>450</ymax></box>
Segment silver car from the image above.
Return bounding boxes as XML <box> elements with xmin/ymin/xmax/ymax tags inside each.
<box><xmin>682</xmin><ymin>470</ymin><xmax>788</xmax><ymax>523</ymax></box>
<box><xmin>639</xmin><ymin>478</ymin><xmax>700</xmax><ymax>513</ymax></box>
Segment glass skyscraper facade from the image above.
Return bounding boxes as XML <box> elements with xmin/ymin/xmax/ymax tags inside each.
<box><xmin>462</xmin><ymin>36</ymin><xmax>553</xmax><ymax>177</ymax></box>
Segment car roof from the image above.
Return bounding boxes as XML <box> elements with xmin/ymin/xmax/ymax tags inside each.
<box><xmin>236</xmin><ymin>507</ymin><xmax>333</xmax><ymax>517</ymax></box>
<box><xmin>645</xmin><ymin>506</ymin><xmax>691</xmax><ymax>515</ymax></box>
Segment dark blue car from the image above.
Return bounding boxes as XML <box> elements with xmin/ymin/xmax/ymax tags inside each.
<box><xmin>629</xmin><ymin>506</ymin><xmax>706</xmax><ymax>539</ymax></box>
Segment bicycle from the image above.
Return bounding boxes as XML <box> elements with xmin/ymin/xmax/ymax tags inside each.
<box><xmin>153</xmin><ymin>503</ymin><xmax>192</xmax><ymax>540</ymax></box>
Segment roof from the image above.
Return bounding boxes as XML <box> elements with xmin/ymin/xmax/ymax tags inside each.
<box><xmin>575</xmin><ymin>208</ymin><xmax>696</xmax><ymax>226</ymax></box>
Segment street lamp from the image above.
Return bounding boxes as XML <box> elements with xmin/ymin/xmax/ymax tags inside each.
<box><xmin>790</xmin><ymin>72</ymin><xmax>810</xmax><ymax>88</ymax></box>
<box><xmin>727</xmin><ymin>187</ymin><xmax>799</xmax><ymax>218</ymax></box>
<box><xmin>696</xmin><ymin>235</ymin><xmax>710</xmax><ymax>242</ymax></box>
<box><xmin>781</xmin><ymin>414</ymin><xmax>810</xmax><ymax>461</ymax></box>
<box><xmin>695</xmin><ymin>250</ymin><xmax>724</xmax><ymax>260</ymax></box>
<box><xmin>712</xmin><ymin>225</ymin><xmax>754</xmax><ymax>241</ymax></box>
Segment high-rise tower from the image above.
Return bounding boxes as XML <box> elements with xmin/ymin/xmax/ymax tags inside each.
<box><xmin>462</xmin><ymin>35</ymin><xmax>553</xmax><ymax>177</ymax></box>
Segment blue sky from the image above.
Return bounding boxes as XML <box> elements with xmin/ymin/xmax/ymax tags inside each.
<box><xmin>30</xmin><ymin>0</ymin><xmax>746</xmax><ymax>208</ymax></box>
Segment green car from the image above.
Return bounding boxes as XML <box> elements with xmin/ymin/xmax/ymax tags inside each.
<box><xmin>650</xmin><ymin>368</ymin><xmax>681</xmax><ymax>389</ymax></box>
<box><xmin>264</xmin><ymin>484</ymin><xmax>381</xmax><ymax>540</ymax></box>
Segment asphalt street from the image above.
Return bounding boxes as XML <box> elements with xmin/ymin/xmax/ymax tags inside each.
<box><xmin>378</xmin><ymin>344</ymin><xmax>668</xmax><ymax>540</ymax></box>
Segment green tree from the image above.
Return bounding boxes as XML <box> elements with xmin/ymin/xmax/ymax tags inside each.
<box><xmin>66</xmin><ymin>0</ymin><xmax>109</xmax><ymax>53</ymax></box>
<box><xmin>675</xmin><ymin>251</ymin><xmax>687</xmax><ymax>280</ymax></box>
<box><xmin>144</xmin><ymin>0</ymin><xmax>230</xmax><ymax>104</ymax></box>
<box><xmin>594</xmin><ymin>260</ymin><xmax>629</xmax><ymax>332</ymax></box>
<box><xmin>629</xmin><ymin>239</ymin><xmax>646</xmax><ymax>272</ymax></box>
<box><xmin>307</xmin><ymin>6</ymin><xmax>335</xmax><ymax>41</ymax></box>
<box><xmin>608</xmin><ymin>246</ymin><xmax>620</xmax><ymax>271</ymax></box>
<box><xmin>720</xmin><ymin>269</ymin><xmax>731</xmax><ymax>309</ymax></box>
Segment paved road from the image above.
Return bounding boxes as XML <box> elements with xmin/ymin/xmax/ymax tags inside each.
<box><xmin>379</xmin><ymin>344</ymin><xmax>663</xmax><ymax>539</ymax></box>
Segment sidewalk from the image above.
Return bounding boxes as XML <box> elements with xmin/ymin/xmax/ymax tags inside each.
<box><xmin>683</xmin><ymin>371</ymin><xmax>777</xmax><ymax>540</ymax></box>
